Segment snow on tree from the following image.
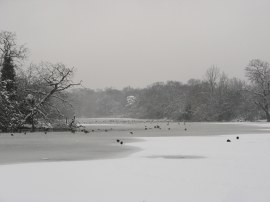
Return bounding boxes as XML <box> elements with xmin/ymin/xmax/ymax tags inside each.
<box><xmin>0</xmin><ymin>82</ymin><xmax>23</xmax><ymax>131</ymax></box>
<box><xmin>126</xmin><ymin>95</ymin><xmax>136</xmax><ymax>106</ymax></box>
<box><xmin>17</xmin><ymin>62</ymin><xmax>81</xmax><ymax>129</ymax></box>
<box><xmin>0</xmin><ymin>31</ymin><xmax>27</xmax><ymax>131</ymax></box>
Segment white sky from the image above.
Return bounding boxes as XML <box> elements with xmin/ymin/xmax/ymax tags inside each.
<box><xmin>1</xmin><ymin>0</ymin><xmax>270</xmax><ymax>89</ymax></box>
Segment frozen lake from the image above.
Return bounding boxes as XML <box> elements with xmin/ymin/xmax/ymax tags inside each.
<box><xmin>0</xmin><ymin>121</ymin><xmax>270</xmax><ymax>201</ymax></box>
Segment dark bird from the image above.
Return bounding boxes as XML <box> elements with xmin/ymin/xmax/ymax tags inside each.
<box><xmin>105</xmin><ymin>129</ymin><xmax>108</xmax><ymax>132</ymax></box>
<box><xmin>145</xmin><ymin>128</ymin><xmax>148</xmax><ymax>130</ymax></box>
<box><xmin>44</xmin><ymin>131</ymin><xmax>47</xmax><ymax>134</ymax></box>
<box><xmin>92</xmin><ymin>130</ymin><xmax>95</xmax><ymax>132</ymax></box>
<box><xmin>116</xmin><ymin>139</ymin><xmax>120</xmax><ymax>143</ymax></box>
<box><xmin>227</xmin><ymin>139</ymin><xmax>231</xmax><ymax>142</ymax></box>
<box><xmin>120</xmin><ymin>141</ymin><xmax>123</xmax><ymax>145</ymax></box>
<box><xmin>184</xmin><ymin>128</ymin><xmax>187</xmax><ymax>131</ymax></box>
<box><xmin>24</xmin><ymin>131</ymin><xmax>26</xmax><ymax>135</ymax></box>
<box><xmin>11</xmin><ymin>133</ymin><xmax>14</xmax><ymax>136</ymax></box>
<box><xmin>236</xmin><ymin>136</ymin><xmax>239</xmax><ymax>139</ymax></box>
<box><xmin>130</xmin><ymin>132</ymin><xmax>133</xmax><ymax>135</ymax></box>
<box><xmin>84</xmin><ymin>130</ymin><xmax>89</xmax><ymax>134</ymax></box>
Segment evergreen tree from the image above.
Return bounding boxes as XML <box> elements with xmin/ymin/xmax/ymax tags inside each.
<box><xmin>1</xmin><ymin>56</ymin><xmax>16</xmax><ymax>94</ymax></box>
<box><xmin>0</xmin><ymin>31</ymin><xmax>26</xmax><ymax>131</ymax></box>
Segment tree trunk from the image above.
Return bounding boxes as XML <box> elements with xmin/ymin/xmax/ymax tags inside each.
<box><xmin>264</xmin><ymin>104</ymin><xmax>270</xmax><ymax>122</ymax></box>
<box><xmin>266</xmin><ymin>111</ymin><xmax>270</xmax><ymax>122</ymax></box>
<box><xmin>258</xmin><ymin>103</ymin><xmax>270</xmax><ymax>122</ymax></box>
<box><xmin>31</xmin><ymin>115</ymin><xmax>36</xmax><ymax>132</ymax></box>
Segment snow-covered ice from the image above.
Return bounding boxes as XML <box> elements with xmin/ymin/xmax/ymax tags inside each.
<box><xmin>0</xmin><ymin>133</ymin><xmax>270</xmax><ymax>202</ymax></box>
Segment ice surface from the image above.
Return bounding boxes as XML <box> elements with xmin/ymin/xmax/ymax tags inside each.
<box><xmin>0</xmin><ymin>133</ymin><xmax>270</xmax><ymax>202</ymax></box>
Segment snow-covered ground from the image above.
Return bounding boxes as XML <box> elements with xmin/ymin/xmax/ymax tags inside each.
<box><xmin>0</xmin><ymin>133</ymin><xmax>270</xmax><ymax>202</ymax></box>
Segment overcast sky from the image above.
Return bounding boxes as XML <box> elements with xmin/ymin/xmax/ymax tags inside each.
<box><xmin>1</xmin><ymin>0</ymin><xmax>270</xmax><ymax>89</ymax></box>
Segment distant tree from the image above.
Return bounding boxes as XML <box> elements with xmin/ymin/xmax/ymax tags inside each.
<box><xmin>69</xmin><ymin>88</ymin><xmax>98</xmax><ymax>117</ymax></box>
<box><xmin>201</xmin><ymin>66</ymin><xmax>221</xmax><ymax>120</ymax></box>
<box><xmin>136</xmin><ymin>82</ymin><xmax>168</xmax><ymax>118</ymax></box>
<box><xmin>205</xmin><ymin>66</ymin><xmax>220</xmax><ymax>95</ymax></box>
<box><xmin>59</xmin><ymin>63</ymin><xmax>261</xmax><ymax>122</ymax></box>
<box><xmin>245</xmin><ymin>59</ymin><xmax>270</xmax><ymax>121</ymax></box>
<box><xmin>185</xmin><ymin>79</ymin><xmax>209</xmax><ymax>121</ymax></box>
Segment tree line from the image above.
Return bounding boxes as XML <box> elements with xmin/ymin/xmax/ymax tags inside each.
<box><xmin>1</xmin><ymin>31</ymin><xmax>270</xmax><ymax>133</ymax></box>
<box><xmin>69</xmin><ymin>62</ymin><xmax>270</xmax><ymax>122</ymax></box>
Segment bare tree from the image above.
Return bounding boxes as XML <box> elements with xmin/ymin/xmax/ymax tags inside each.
<box><xmin>245</xmin><ymin>59</ymin><xmax>270</xmax><ymax>121</ymax></box>
<box><xmin>18</xmin><ymin>62</ymin><xmax>81</xmax><ymax>129</ymax></box>
<box><xmin>205</xmin><ymin>66</ymin><xmax>220</xmax><ymax>95</ymax></box>
<box><xmin>0</xmin><ymin>31</ymin><xmax>27</xmax><ymax>65</ymax></box>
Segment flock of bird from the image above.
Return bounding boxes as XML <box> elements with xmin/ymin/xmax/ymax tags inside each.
<box><xmin>116</xmin><ymin>139</ymin><xmax>124</xmax><ymax>145</ymax></box>
<box><xmin>7</xmin><ymin>121</ymin><xmax>240</xmax><ymax>144</ymax></box>
<box><xmin>227</xmin><ymin>136</ymin><xmax>240</xmax><ymax>142</ymax></box>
